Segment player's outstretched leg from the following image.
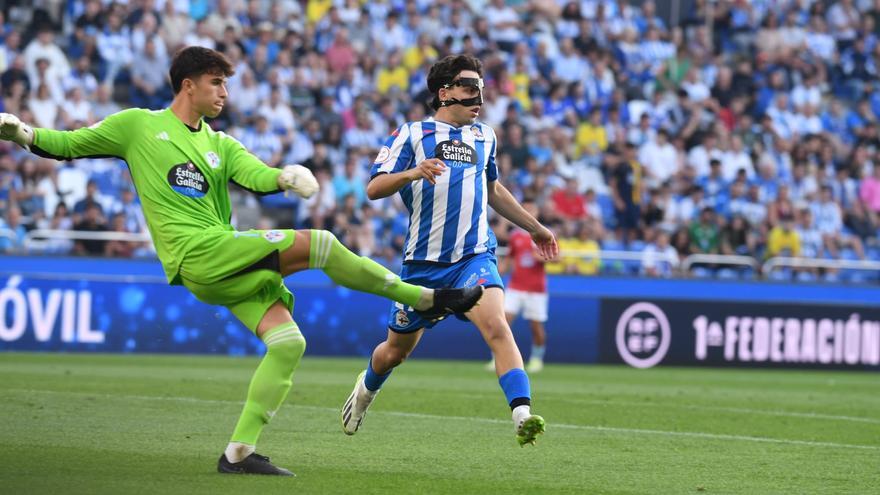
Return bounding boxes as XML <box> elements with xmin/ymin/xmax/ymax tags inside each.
<box><xmin>219</xmin><ymin>321</ymin><xmax>305</xmax><ymax>476</ymax></box>
<box><xmin>307</xmin><ymin>230</ymin><xmax>483</xmax><ymax>320</ymax></box>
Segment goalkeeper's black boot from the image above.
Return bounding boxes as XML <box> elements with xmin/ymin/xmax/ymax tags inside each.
<box><xmin>415</xmin><ymin>286</ymin><xmax>484</xmax><ymax>322</ymax></box>
<box><xmin>217</xmin><ymin>453</ymin><xmax>295</xmax><ymax>476</ymax></box>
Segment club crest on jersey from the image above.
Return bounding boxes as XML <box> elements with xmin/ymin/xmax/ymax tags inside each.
<box><xmin>167</xmin><ymin>162</ymin><xmax>209</xmax><ymax>198</ymax></box>
<box><xmin>262</xmin><ymin>230</ymin><xmax>286</xmax><ymax>243</ymax></box>
<box><xmin>205</xmin><ymin>151</ymin><xmax>221</xmax><ymax>169</ymax></box>
<box><xmin>435</xmin><ymin>140</ymin><xmax>477</xmax><ymax>168</ymax></box>
<box><xmin>470</xmin><ymin>125</ymin><xmax>484</xmax><ymax>141</ymax></box>
<box><xmin>375</xmin><ymin>146</ymin><xmax>392</xmax><ymax>164</ymax></box>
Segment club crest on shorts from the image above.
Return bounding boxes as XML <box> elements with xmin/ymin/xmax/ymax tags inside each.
<box><xmin>262</xmin><ymin>230</ymin><xmax>286</xmax><ymax>243</ymax></box>
<box><xmin>395</xmin><ymin>309</ymin><xmax>410</xmax><ymax>327</ymax></box>
<box><xmin>205</xmin><ymin>151</ymin><xmax>221</xmax><ymax>169</ymax></box>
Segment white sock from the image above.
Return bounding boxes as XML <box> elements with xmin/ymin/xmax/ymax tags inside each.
<box><xmin>414</xmin><ymin>288</ymin><xmax>434</xmax><ymax>310</ymax></box>
<box><xmin>512</xmin><ymin>405</ymin><xmax>531</xmax><ymax>429</ymax></box>
<box><xmin>225</xmin><ymin>442</ymin><xmax>255</xmax><ymax>463</ymax></box>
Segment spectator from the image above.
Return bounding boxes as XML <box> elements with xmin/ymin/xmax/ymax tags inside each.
<box><xmin>0</xmin><ymin>205</ymin><xmax>27</xmax><ymax>253</ymax></box>
<box><xmin>608</xmin><ymin>143</ymin><xmax>643</xmax><ymax>244</ymax></box>
<box><xmin>638</xmin><ymin>128</ymin><xmax>678</xmax><ymax>187</ymax></box>
<box><xmin>104</xmin><ymin>213</ymin><xmax>136</xmax><ymax>258</ymax></box>
<box><xmin>549</xmin><ymin>221</ymin><xmax>601</xmax><ymax>276</ymax></box>
<box><xmin>73</xmin><ymin>202</ymin><xmax>108</xmax><ymax>256</ymax></box>
<box><xmin>766</xmin><ymin>214</ymin><xmax>802</xmax><ymax>258</ymax></box>
<box><xmin>551</xmin><ymin>177</ymin><xmax>587</xmax><ymax>221</ymax></box>
<box><xmin>332</xmin><ymin>155</ymin><xmax>367</xmax><ymax>208</ymax></box>
<box><xmin>23</xmin><ymin>27</ymin><xmax>70</xmax><ymax>91</ymax></box>
<box><xmin>29</xmin><ymin>83</ymin><xmax>59</xmax><ymax>129</ymax></box>
<box><xmin>721</xmin><ymin>215</ymin><xmax>757</xmax><ymax>257</ymax></box>
<box><xmin>238</xmin><ymin>116</ymin><xmax>283</xmax><ymax>167</ymax></box>
<box><xmin>130</xmin><ymin>36</ymin><xmax>170</xmax><ymax>109</ymax></box>
<box><xmin>642</xmin><ymin>229</ymin><xmax>679</xmax><ymax>277</ymax></box>
<box><xmin>689</xmin><ymin>207</ymin><xmax>720</xmax><ymax>255</ymax></box>
<box><xmin>97</xmin><ymin>13</ymin><xmax>133</xmax><ymax>84</ymax></box>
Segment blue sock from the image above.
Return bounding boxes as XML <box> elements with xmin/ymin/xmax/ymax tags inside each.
<box><xmin>531</xmin><ymin>345</ymin><xmax>546</xmax><ymax>361</ymax></box>
<box><xmin>498</xmin><ymin>368</ymin><xmax>531</xmax><ymax>408</ymax></box>
<box><xmin>364</xmin><ymin>358</ymin><xmax>392</xmax><ymax>392</ymax></box>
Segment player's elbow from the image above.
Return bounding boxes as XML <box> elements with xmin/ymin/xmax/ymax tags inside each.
<box><xmin>366</xmin><ymin>179</ymin><xmax>388</xmax><ymax>200</ymax></box>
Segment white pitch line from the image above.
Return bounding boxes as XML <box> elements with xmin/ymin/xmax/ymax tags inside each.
<box><xmin>5</xmin><ymin>388</ymin><xmax>880</xmax><ymax>452</ymax></box>
<box><xmin>547</xmin><ymin>397</ymin><xmax>880</xmax><ymax>426</ymax></box>
<box><xmin>454</xmin><ymin>393</ymin><xmax>880</xmax><ymax>425</ymax></box>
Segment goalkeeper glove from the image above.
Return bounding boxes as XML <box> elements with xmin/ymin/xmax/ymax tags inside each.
<box><xmin>0</xmin><ymin>113</ymin><xmax>34</xmax><ymax>151</ymax></box>
<box><xmin>278</xmin><ymin>164</ymin><xmax>319</xmax><ymax>199</ymax></box>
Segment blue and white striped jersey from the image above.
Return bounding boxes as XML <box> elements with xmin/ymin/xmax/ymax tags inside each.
<box><xmin>370</xmin><ymin>118</ymin><xmax>499</xmax><ymax>265</ymax></box>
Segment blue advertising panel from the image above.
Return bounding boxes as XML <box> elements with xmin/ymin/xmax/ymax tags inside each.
<box><xmin>0</xmin><ymin>270</ymin><xmax>599</xmax><ymax>362</ymax></box>
<box><xmin>2</xmin><ymin>255</ymin><xmax>879</xmax><ymax>367</ymax></box>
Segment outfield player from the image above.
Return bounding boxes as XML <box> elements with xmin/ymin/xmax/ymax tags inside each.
<box><xmin>0</xmin><ymin>47</ymin><xmax>482</xmax><ymax>476</ymax></box>
<box><xmin>341</xmin><ymin>55</ymin><xmax>558</xmax><ymax>446</ymax></box>
<box><xmin>493</xmin><ymin>198</ymin><xmax>549</xmax><ymax>373</ymax></box>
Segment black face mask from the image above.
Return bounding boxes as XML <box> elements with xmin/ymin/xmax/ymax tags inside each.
<box><xmin>439</xmin><ymin>77</ymin><xmax>484</xmax><ymax>107</ymax></box>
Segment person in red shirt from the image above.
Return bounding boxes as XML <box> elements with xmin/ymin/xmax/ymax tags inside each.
<box><xmin>550</xmin><ymin>177</ymin><xmax>587</xmax><ymax>220</ymax></box>
<box><xmin>489</xmin><ymin>199</ymin><xmax>551</xmax><ymax>372</ymax></box>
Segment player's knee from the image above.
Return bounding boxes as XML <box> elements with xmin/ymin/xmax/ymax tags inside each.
<box><xmin>270</xmin><ymin>334</ymin><xmax>307</xmax><ymax>366</ymax></box>
<box><xmin>481</xmin><ymin>316</ymin><xmax>512</xmax><ymax>342</ymax></box>
<box><xmin>386</xmin><ymin>346</ymin><xmax>412</xmax><ymax>367</ymax></box>
<box><xmin>314</xmin><ymin>229</ymin><xmax>338</xmax><ymax>247</ymax></box>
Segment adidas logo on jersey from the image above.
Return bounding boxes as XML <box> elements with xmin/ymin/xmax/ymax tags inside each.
<box><xmin>155</xmin><ymin>131</ymin><xmax>170</xmax><ymax>141</ymax></box>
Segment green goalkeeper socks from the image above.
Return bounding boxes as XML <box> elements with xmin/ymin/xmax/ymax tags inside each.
<box><xmin>309</xmin><ymin>230</ymin><xmax>423</xmax><ymax>308</ymax></box>
<box><xmin>230</xmin><ymin>322</ymin><xmax>306</xmax><ymax>446</ymax></box>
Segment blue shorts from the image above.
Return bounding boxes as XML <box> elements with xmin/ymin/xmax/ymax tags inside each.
<box><xmin>386</xmin><ymin>251</ymin><xmax>504</xmax><ymax>333</ymax></box>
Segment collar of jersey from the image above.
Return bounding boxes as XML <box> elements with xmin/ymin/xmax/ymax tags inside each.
<box><xmin>165</xmin><ymin>108</ymin><xmax>204</xmax><ymax>133</ymax></box>
<box><xmin>426</xmin><ymin>116</ymin><xmax>476</xmax><ymax>130</ymax></box>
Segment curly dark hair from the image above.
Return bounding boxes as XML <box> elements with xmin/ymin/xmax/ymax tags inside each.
<box><xmin>168</xmin><ymin>46</ymin><xmax>235</xmax><ymax>94</ymax></box>
<box><xmin>426</xmin><ymin>54</ymin><xmax>483</xmax><ymax>110</ymax></box>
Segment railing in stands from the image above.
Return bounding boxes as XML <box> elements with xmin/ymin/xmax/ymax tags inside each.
<box><xmin>681</xmin><ymin>254</ymin><xmax>761</xmax><ymax>272</ymax></box>
<box><xmin>762</xmin><ymin>257</ymin><xmax>880</xmax><ymax>274</ymax></box>
<box><xmin>23</xmin><ymin>229</ymin><xmax>152</xmax><ymax>251</ymax></box>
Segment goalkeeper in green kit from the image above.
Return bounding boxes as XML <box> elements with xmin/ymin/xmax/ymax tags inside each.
<box><xmin>0</xmin><ymin>46</ymin><xmax>482</xmax><ymax>476</ymax></box>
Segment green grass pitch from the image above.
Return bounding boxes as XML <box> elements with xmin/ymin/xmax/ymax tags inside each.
<box><xmin>1</xmin><ymin>353</ymin><xmax>878</xmax><ymax>494</ymax></box>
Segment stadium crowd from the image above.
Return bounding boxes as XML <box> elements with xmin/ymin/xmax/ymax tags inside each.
<box><xmin>1</xmin><ymin>0</ymin><xmax>879</xmax><ymax>282</ymax></box>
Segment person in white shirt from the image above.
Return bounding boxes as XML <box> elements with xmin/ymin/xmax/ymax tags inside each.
<box><xmin>687</xmin><ymin>133</ymin><xmax>723</xmax><ymax>178</ymax></box>
<box><xmin>681</xmin><ymin>67</ymin><xmax>711</xmax><ymax>102</ymax></box>
<box><xmin>97</xmin><ymin>13</ymin><xmax>133</xmax><ymax>85</ymax></box>
<box><xmin>23</xmin><ymin>28</ymin><xmax>70</xmax><ymax>92</ymax></box>
<box><xmin>485</xmin><ymin>0</ymin><xmax>522</xmax><ymax>50</ymax></box>
<box><xmin>258</xmin><ymin>88</ymin><xmax>297</xmax><ymax>136</ymax></box>
<box><xmin>642</xmin><ymin>229</ymin><xmax>679</xmax><ymax>277</ymax></box>
<box><xmin>638</xmin><ymin>128</ymin><xmax>678</xmax><ymax>186</ymax></box>
<box><xmin>721</xmin><ymin>135</ymin><xmax>754</xmax><ymax>181</ymax></box>
<box><xmin>791</xmin><ymin>73</ymin><xmax>822</xmax><ymax>111</ymax></box>
<box><xmin>811</xmin><ymin>185</ymin><xmax>866</xmax><ymax>259</ymax></box>
<box><xmin>60</xmin><ymin>87</ymin><xmax>94</xmax><ymax>128</ymax></box>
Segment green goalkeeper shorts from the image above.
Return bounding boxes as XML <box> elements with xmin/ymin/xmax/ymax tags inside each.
<box><xmin>179</xmin><ymin>228</ymin><xmax>297</xmax><ymax>333</ymax></box>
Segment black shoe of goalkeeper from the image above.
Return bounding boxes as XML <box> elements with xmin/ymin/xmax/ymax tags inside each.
<box><xmin>217</xmin><ymin>453</ymin><xmax>295</xmax><ymax>476</ymax></box>
<box><xmin>416</xmin><ymin>286</ymin><xmax>484</xmax><ymax>322</ymax></box>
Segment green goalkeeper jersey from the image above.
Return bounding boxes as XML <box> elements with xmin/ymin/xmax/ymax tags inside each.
<box><xmin>32</xmin><ymin>108</ymin><xmax>283</xmax><ymax>284</ymax></box>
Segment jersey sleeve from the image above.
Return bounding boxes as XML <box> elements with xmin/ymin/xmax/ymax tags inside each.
<box><xmin>31</xmin><ymin>108</ymin><xmax>141</xmax><ymax>160</ymax></box>
<box><xmin>486</xmin><ymin>127</ymin><xmax>499</xmax><ymax>182</ymax></box>
<box><xmin>220</xmin><ymin>131</ymin><xmax>282</xmax><ymax>194</ymax></box>
<box><xmin>370</xmin><ymin>124</ymin><xmax>414</xmax><ymax>178</ymax></box>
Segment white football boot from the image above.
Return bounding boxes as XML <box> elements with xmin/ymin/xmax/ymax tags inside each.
<box><xmin>341</xmin><ymin>370</ymin><xmax>378</xmax><ymax>435</ymax></box>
